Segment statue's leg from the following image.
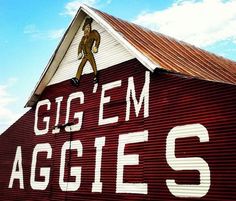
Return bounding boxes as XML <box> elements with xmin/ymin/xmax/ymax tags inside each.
<box><xmin>76</xmin><ymin>57</ymin><xmax>87</xmax><ymax>80</ymax></box>
<box><xmin>88</xmin><ymin>54</ymin><xmax>97</xmax><ymax>77</ymax></box>
<box><xmin>88</xmin><ymin>54</ymin><xmax>99</xmax><ymax>83</ymax></box>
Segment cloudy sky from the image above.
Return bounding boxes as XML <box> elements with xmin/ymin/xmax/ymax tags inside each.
<box><xmin>0</xmin><ymin>0</ymin><xmax>236</xmax><ymax>134</ymax></box>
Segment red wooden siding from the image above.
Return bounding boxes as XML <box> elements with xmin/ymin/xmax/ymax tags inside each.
<box><xmin>0</xmin><ymin>59</ymin><xmax>236</xmax><ymax>200</ymax></box>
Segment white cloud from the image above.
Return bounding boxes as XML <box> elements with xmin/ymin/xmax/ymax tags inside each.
<box><xmin>47</xmin><ymin>29</ymin><xmax>65</xmax><ymax>40</ymax></box>
<box><xmin>24</xmin><ymin>24</ymin><xmax>65</xmax><ymax>40</ymax></box>
<box><xmin>62</xmin><ymin>0</ymin><xmax>112</xmax><ymax>17</ymax></box>
<box><xmin>23</xmin><ymin>24</ymin><xmax>38</xmax><ymax>34</ymax></box>
<box><xmin>106</xmin><ymin>0</ymin><xmax>112</xmax><ymax>4</ymax></box>
<box><xmin>0</xmin><ymin>78</ymin><xmax>22</xmax><ymax>134</ymax></box>
<box><xmin>0</xmin><ymin>40</ymin><xmax>8</xmax><ymax>47</ymax></box>
<box><xmin>63</xmin><ymin>0</ymin><xmax>97</xmax><ymax>16</ymax></box>
<box><xmin>133</xmin><ymin>0</ymin><xmax>236</xmax><ymax>47</ymax></box>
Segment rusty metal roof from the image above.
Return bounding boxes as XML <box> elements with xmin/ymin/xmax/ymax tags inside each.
<box><xmin>25</xmin><ymin>4</ymin><xmax>236</xmax><ymax>107</ymax></box>
<box><xmin>91</xmin><ymin>7</ymin><xmax>236</xmax><ymax>85</ymax></box>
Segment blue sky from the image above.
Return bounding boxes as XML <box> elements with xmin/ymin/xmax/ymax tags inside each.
<box><xmin>1</xmin><ymin>0</ymin><xmax>236</xmax><ymax>133</ymax></box>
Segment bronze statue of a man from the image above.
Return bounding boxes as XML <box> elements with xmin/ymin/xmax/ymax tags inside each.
<box><xmin>71</xmin><ymin>17</ymin><xmax>101</xmax><ymax>87</ymax></box>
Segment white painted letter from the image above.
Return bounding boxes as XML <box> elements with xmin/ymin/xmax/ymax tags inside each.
<box><xmin>116</xmin><ymin>130</ymin><xmax>148</xmax><ymax>194</ymax></box>
<box><xmin>59</xmin><ymin>140</ymin><xmax>83</xmax><ymax>191</ymax></box>
<box><xmin>92</xmin><ymin>136</ymin><xmax>106</xmax><ymax>192</ymax></box>
<box><xmin>99</xmin><ymin>80</ymin><xmax>121</xmax><ymax>126</ymax></box>
<box><xmin>9</xmin><ymin>146</ymin><xmax>24</xmax><ymax>189</ymax></box>
<box><xmin>34</xmin><ymin>99</ymin><xmax>51</xmax><ymax>135</ymax></box>
<box><xmin>65</xmin><ymin>92</ymin><xmax>84</xmax><ymax>132</ymax></box>
<box><xmin>30</xmin><ymin>143</ymin><xmax>52</xmax><ymax>190</ymax></box>
<box><xmin>126</xmin><ymin>71</ymin><xmax>150</xmax><ymax>121</ymax></box>
<box><xmin>166</xmin><ymin>124</ymin><xmax>210</xmax><ymax>198</ymax></box>
<box><xmin>52</xmin><ymin>96</ymin><xmax>63</xmax><ymax>134</ymax></box>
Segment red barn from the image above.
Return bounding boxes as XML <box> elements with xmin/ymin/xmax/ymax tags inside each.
<box><xmin>1</xmin><ymin>5</ymin><xmax>236</xmax><ymax>201</ymax></box>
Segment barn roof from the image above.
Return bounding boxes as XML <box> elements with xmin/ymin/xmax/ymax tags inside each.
<box><xmin>25</xmin><ymin>4</ymin><xmax>236</xmax><ymax>107</ymax></box>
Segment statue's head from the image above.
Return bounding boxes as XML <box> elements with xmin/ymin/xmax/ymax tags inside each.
<box><xmin>82</xmin><ymin>18</ymin><xmax>93</xmax><ymax>36</ymax></box>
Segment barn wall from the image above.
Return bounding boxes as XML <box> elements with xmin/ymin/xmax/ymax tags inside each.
<box><xmin>0</xmin><ymin>59</ymin><xmax>236</xmax><ymax>200</ymax></box>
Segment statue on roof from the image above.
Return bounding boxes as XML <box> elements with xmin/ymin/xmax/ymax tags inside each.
<box><xmin>71</xmin><ymin>17</ymin><xmax>101</xmax><ymax>87</ymax></box>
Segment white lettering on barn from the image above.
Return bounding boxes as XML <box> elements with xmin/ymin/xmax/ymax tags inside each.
<box><xmin>59</xmin><ymin>140</ymin><xmax>83</xmax><ymax>191</ymax></box>
<box><xmin>34</xmin><ymin>99</ymin><xmax>51</xmax><ymax>135</ymax></box>
<box><xmin>92</xmin><ymin>136</ymin><xmax>106</xmax><ymax>192</ymax></box>
<box><xmin>166</xmin><ymin>124</ymin><xmax>211</xmax><ymax>198</ymax></box>
<box><xmin>8</xmin><ymin>71</ymin><xmax>211</xmax><ymax>198</ymax></box>
<box><xmin>126</xmin><ymin>71</ymin><xmax>150</xmax><ymax>121</ymax></box>
<box><xmin>30</xmin><ymin>143</ymin><xmax>52</xmax><ymax>190</ymax></box>
<box><xmin>116</xmin><ymin>130</ymin><xmax>148</xmax><ymax>194</ymax></box>
<box><xmin>52</xmin><ymin>96</ymin><xmax>63</xmax><ymax>134</ymax></box>
<box><xmin>8</xmin><ymin>146</ymin><xmax>24</xmax><ymax>189</ymax></box>
<box><xmin>99</xmin><ymin>80</ymin><xmax>122</xmax><ymax>125</ymax></box>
